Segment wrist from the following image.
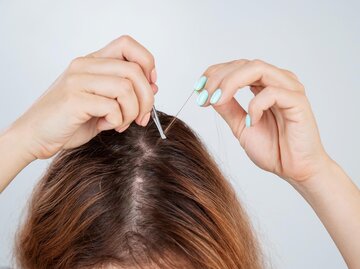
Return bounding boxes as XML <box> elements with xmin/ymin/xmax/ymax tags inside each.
<box><xmin>0</xmin><ymin>126</ymin><xmax>37</xmax><ymax>192</ymax></box>
<box><xmin>1</xmin><ymin>125</ymin><xmax>37</xmax><ymax>164</ymax></box>
<box><xmin>288</xmin><ymin>155</ymin><xmax>360</xmax><ymax>269</ymax></box>
<box><xmin>289</xmin><ymin>156</ymin><xmax>344</xmax><ymax>200</ymax></box>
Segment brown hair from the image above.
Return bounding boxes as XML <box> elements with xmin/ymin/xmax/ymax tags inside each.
<box><xmin>16</xmin><ymin>112</ymin><xmax>262</xmax><ymax>269</ymax></box>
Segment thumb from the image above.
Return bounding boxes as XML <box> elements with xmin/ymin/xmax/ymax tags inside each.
<box><xmin>213</xmin><ymin>97</ymin><xmax>247</xmax><ymax>138</ymax></box>
<box><xmin>88</xmin><ymin>35</ymin><xmax>155</xmax><ymax>82</ymax></box>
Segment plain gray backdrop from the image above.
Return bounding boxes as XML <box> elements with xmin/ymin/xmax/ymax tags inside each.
<box><xmin>0</xmin><ymin>0</ymin><xmax>359</xmax><ymax>268</ymax></box>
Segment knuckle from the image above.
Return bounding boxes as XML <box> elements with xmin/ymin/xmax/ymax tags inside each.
<box><xmin>128</xmin><ymin>62</ymin><xmax>143</xmax><ymax>74</ymax></box>
<box><xmin>143</xmin><ymin>53</ymin><xmax>155</xmax><ymax>67</ymax></box>
<box><xmin>220</xmin><ymin>76</ymin><xmax>233</xmax><ymax>90</ymax></box>
<box><xmin>295</xmin><ymin>90</ymin><xmax>307</xmax><ymax>102</ymax></box>
<box><xmin>121</xmin><ymin>79</ymin><xmax>133</xmax><ymax>92</ymax></box>
<box><xmin>204</xmin><ymin>63</ymin><xmax>222</xmax><ymax>76</ymax></box>
<box><xmin>118</xmin><ymin>34</ymin><xmax>133</xmax><ymax>44</ymax></box>
<box><xmin>282</xmin><ymin>68</ymin><xmax>298</xmax><ymax>80</ymax></box>
<box><xmin>252</xmin><ymin>59</ymin><xmax>265</xmax><ymax>65</ymax></box>
<box><xmin>68</xmin><ymin>57</ymin><xmax>85</xmax><ymax>71</ymax></box>
<box><xmin>206</xmin><ymin>74</ymin><xmax>222</xmax><ymax>88</ymax></box>
<box><xmin>250</xmin><ymin>59</ymin><xmax>266</xmax><ymax>70</ymax></box>
<box><xmin>296</xmin><ymin>81</ymin><xmax>306</xmax><ymax>93</ymax></box>
<box><xmin>233</xmin><ymin>59</ymin><xmax>249</xmax><ymax>65</ymax></box>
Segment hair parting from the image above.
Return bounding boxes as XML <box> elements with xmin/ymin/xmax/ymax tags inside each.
<box><xmin>15</xmin><ymin>111</ymin><xmax>263</xmax><ymax>269</ymax></box>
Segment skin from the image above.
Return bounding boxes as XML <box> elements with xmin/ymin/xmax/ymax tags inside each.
<box><xmin>0</xmin><ymin>36</ymin><xmax>359</xmax><ymax>268</ymax></box>
<box><xmin>199</xmin><ymin>60</ymin><xmax>360</xmax><ymax>268</ymax></box>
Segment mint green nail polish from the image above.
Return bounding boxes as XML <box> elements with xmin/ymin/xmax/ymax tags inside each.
<box><xmin>194</xmin><ymin>76</ymin><xmax>207</xmax><ymax>91</ymax></box>
<box><xmin>210</xmin><ymin>88</ymin><xmax>222</xmax><ymax>104</ymax></box>
<box><xmin>245</xmin><ymin>114</ymin><xmax>251</xmax><ymax>127</ymax></box>
<box><xmin>196</xmin><ymin>90</ymin><xmax>209</xmax><ymax>106</ymax></box>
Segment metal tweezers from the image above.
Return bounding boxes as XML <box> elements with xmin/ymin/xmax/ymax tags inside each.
<box><xmin>151</xmin><ymin>106</ymin><xmax>166</xmax><ymax>140</ymax></box>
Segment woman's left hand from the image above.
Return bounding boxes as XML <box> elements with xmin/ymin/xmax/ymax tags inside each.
<box><xmin>194</xmin><ymin>59</ymin><xmax>328</xmax><ymax>184</ymax></box>
<box><xmin>194</xmin><ymin>59</ymin><xmax>360</xmax><ymax>269</ymax></box>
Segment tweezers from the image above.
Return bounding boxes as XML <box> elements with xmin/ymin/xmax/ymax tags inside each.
<box><xmin>151</xmin><ymin>106</ymin><xmax>167</xmax><ymax>140</ymax></box>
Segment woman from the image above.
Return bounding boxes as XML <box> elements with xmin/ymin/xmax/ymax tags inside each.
<box><xmin>0</xmin><ymin>36</ymin><xmax>359</xmax><ymax>268</ymax></box>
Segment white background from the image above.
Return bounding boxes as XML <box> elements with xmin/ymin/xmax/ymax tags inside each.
<box><xmin>0</xmin><ymin>0</ymin><xmax>359</xmax><ymax>268</ymax></box>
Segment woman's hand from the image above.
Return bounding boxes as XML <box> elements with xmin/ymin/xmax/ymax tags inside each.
<box><xmin>196</xmin><ymin>59</ymin><xmax>360</xmax><ymax>269</ymax></box>
<box><xmin>0</xmin><ymin>35</ymin><xmax>157</xmax><ymax>192</ymax></box>
<box><xmin>195</xmin><ymin>59</ymin><xmax>329</xmax><ymax>184</ymax></box>
<box><xmin>9</xmin><ymin>35</ymin><xmax>158</xmax><ymax>160</ymax></box>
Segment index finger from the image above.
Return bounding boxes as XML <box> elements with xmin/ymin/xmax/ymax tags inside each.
<box><xmin>88</xmin><ymin>35</ymin><xmax>156</xmax><ymax>82</ymax></box>
<box><xmin>215</xmin><ymin>59</ymin><xmax>304</xmax><ymax>106</ymax></box>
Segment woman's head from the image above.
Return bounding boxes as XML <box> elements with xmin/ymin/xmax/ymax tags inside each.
<box><xmin>16</xmin><ymin>112</ymin><xmax>262</xmax><ymax>269</ymax></box>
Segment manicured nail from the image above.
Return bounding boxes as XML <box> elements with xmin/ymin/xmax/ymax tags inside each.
<box><xmin>140</xmin><ymin>112</ymin><xmax>151</xmax><ymax>126</ymax></box>
<box><xmin>196</xmin><ymin>90</ymin><xmax>209</xmax><ymax>106</ymax></box>
<box><xmin>150</xmin><ymin>68</ymin><xmax>157</xmax><ymax>84</ymax></box>
<box><xmin>194</xmin><ymin>76</ymin><xmax>207</xmax><ymax>91</ymax></box>
<box><xmin>210</xmin><ymin>88</ymin><xmax>222</xmax><ymax>104</ymax></box>
<box><xmin>245</xmin><ymin>114</ymin><xmax>251</xmax><ymax>127</ymax></box>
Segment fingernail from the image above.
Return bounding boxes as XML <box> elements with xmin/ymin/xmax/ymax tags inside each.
<box><xmin>117</xmin><ymin>124</ymin><xmax>130</xmax><ymax>132</ymax></box>
<box><xmin>150</xmin><ymin>68</ymin><xmax>157</xmax><ymax>84</ymax></box>
<box><xmin>245</xmin><ymin>114</ymin><xmax>251</xmax><ymax>127</ymax></box>
<box><xmin>151</xmin><ymin>83</ymin><xmax>158</xmax><ymax>94</ymax></box>
<box><xmin>194</xmin><ymin>76</ymin><xmax>207</xmax><ymax>91</ymax></box>
<box><xmin>196</xmin><ymin>90</ymin><xmax>209</xmax><ymax>106</ymax></box>
<box><xmin>210</xmin><ymin>88</ymin><xmax>222</xmax><ymax>104</ymax></box>
<box><xmin>140</xmin><ymin>112</ymin><xmax>151</xmax><ymax>126</ymax></box>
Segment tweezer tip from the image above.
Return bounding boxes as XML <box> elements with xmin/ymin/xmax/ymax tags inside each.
<box><xmin>151</xmin><ymin>106</ymin><xmax>167</xmax><ymax>140</ymax></box>
<box><xmin>160</xmin><ymin>133</ymin><xmax>167</xmax><ymax>140</ymax></box>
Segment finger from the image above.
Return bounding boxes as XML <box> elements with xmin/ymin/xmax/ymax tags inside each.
<box><xmin>74</xmin><ymin>93</ymin><xmax>123</xmax><ymax>131</ymax></box>
<box><xmin>280</xmin><ymin>68</ymin><xmax>299</xmax><ymax>80</ymax></box>
<box><xmin>88</xmin><ymin>35</ymin><xmax>156</xmax><ymax>82</ymax></box>
<box><xmin>202</xmin><ymin>60</ymin><xmax>248</xmax><ymax>91</ymax></box>
<box><xmin>69</xmin><ymin>56</ymin><xmax>159</xmax><ymax>98</ymax></box>
<box><xmin>151</xmin><ymin>83</ymin><xmax>158</xmax><ymax>94</ymax></box>
<box><xmin>193</xmin><ymin>60</ymin><xmax>246</xmax><ymax>92</ymax></box>
<box><xmin>196</xmin><ymin>60</ymin><xmax>248</xmax><ymax>106</ymax></box>
<box><xmin>115</xmin><ymin>124</ymin><xmax>130</xmax><ymax>133</ymax></box>
<box><xmin>84</xmin><ymin>77</ymin><xmax>139</xmax><ymax>127</ymax></box>
<box><xmin>68</xmin><ymin>61</ymin><xmax>154</xmax><ymax>124</ymax></box>
<box><xmin>248</xmin><ymin>86</ymin><xmax>307</xmax><ymax>126</ymax></box>
<box><xmin>210</xmin><ymin>59</ymin><xmax>304</xmax><ymax>107</ymax></box>
<box><xmin>213</xmin><ymin>97</ymin><xmax>247</xmax><ymax>139</ymax></box>
<box><xmin>66</xmin><ymin>74</ymin><xmax>139</xmax><ymax>127</ymax></box>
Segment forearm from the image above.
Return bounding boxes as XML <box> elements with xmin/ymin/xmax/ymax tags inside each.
<box><xmin>0</xmin><ymin>127</ymin><xmax>35</xmax><ymax>193</ymax></box>
<box><xmin>292</xmin><ymin>158</ymin><xmax>360</xmax><ymax>269</ymax></box>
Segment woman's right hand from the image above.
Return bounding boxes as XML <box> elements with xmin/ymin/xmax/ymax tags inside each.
<box><xmin>8</xmin><ymin>35</ymin><xmax>157</xmax><ymax>160</ymax></box>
